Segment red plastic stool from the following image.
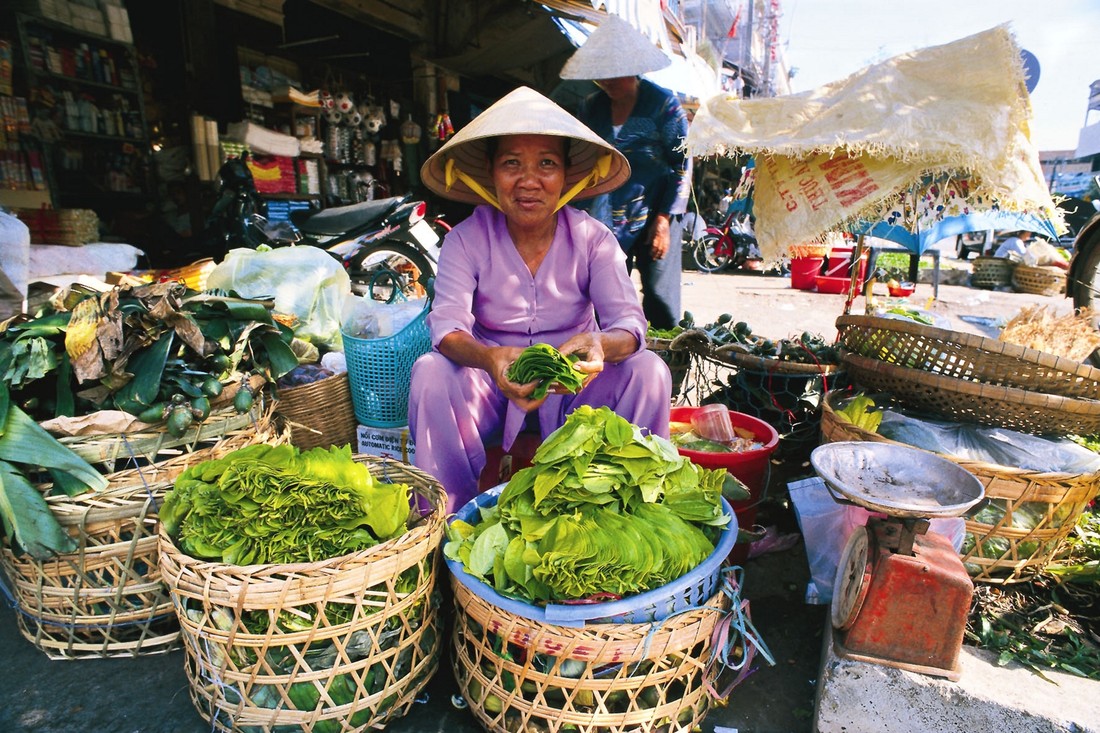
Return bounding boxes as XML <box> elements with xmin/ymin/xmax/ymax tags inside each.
<box><xmin>477</xmin><ymin>431</ymin><xmax>542</xmax><ymax>491</ymax></box>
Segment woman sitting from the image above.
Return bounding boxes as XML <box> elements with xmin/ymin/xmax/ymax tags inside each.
<box><xmin>410</xmin><ymin>86</ymin><xmax>672</xmax><ymax>512</ymax></box>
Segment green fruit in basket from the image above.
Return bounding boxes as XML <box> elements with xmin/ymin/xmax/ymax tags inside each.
<box><xmin>166</xmin><ymin>404</ymin><xmax>194</xmax><ymax>438</ymax></box>
<box><xmin>138</xmin><ymin>402</ymin><xmax>167</xmax><ymax>424</ymax></box>
<box><xmin>233</xmin><ymin>383</ymin><xmax>255</xmax><ymax>414</ymax></box>
<box><xmin>201</xmin><ymin>376</ymin><xmax>224</xmax><ymax>398</ymax></box>
<box><xmin>191</xmin><ymin>396</ymin><xmax>211</xmax><ymax>421</ymax></box>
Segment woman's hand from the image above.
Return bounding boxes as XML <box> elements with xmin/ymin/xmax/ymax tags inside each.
<box><xmin>488</xmin><ymin>345</ymin><xmax>547</xmax><ymax>412</ymax></box>
<box><xmin>554</xmin><ymin>333</ymin><xmax>606</xmax><ymax>393</ymax></box>
<box><xmin>650</xmin><ymin>214</ymin><xmax>671</xmax><ymax>260</ymax></box>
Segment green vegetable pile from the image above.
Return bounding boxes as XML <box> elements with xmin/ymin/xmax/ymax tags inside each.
<box><xmin>834</xmin><ymin>393</ymin><xmax>883</xmax><ymax>433</ymax></box>
<box><xmin>161</xmin><ymin>444</ymin><xmax>411</xmax><ymax>564</ymax></box>
<box><xmin>506</xmin><ymin>343</ymin><xmax>585</xmax><ymax>399</ymax></box>
<box><xmin>445</xmin><ymin>405</ymin><xmax>734</xmax><ymax>604</ymax></box>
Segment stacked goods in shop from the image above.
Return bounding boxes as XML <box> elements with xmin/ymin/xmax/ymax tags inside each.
<box><xmin>446</xmin><ymin>406</ymin><xmax>770</xmax><ymax>731</ymax></box>
<box><xmin>826</xmin><ymin>313</ymin><xmax>1100</xmax><ymax>581</ymax></box>
<box><xmin>157</xmin><ymin>448</ymin><xmax>445</xmax><ymax>732</ymax></box>
<box><xmin>12</xmin><ymin>207</ymin><xmax>100</xmax><ymax>245</ymax></box>
<box><xmin>0</xmin><ymin>280</ymin><xmax>300</xmax><ymax>654</ymax></box>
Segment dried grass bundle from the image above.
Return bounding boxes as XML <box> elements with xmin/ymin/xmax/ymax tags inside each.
<box><xmin>788</xmin><ymin>242</ymin><xmax>829</xmax><ymax>258</ymax></box>
<box><xmin>999</xmin><ymin>305</ymin><xmax>1100</xmax><ymax>362</ymax></box>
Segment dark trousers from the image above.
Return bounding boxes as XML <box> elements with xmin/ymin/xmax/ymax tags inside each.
<box><xmin>625</xmin><ymin>214</ymin><xmax>683</xmax><ymax>331</ymax></box>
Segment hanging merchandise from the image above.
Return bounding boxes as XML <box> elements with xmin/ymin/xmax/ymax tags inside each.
<box><xmin>432</xmin><ymin>113</ymin><xmax>453</xmax><ymax>142</ymax></box>
<box><xmin>389</xmin><ymin>99</ymin><xmax>400</xmax><ymax>120</ymax></box>
<box><xmin>336</xmin><ymin>92</ymin><xmax>355</xmax><ymax>115</ymax></box>
<box><xmin>401</xmin><ymin>114</ymin><xmax>423</xmax><ymax>187</ymax></box>
<box><xmin>364</xmin><ymin>140</ymin><xmax>376</xmax><ymax>167</ymax></box>
<box><xmin>364</xmin><ymin>103</ymin><xmax>386</xmax><ymax>134</ymax></box>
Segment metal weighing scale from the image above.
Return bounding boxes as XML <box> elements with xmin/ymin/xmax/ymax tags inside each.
<box><xmin>810</xmin><ymin>442</ymin><xmax>985</xmax><ymax>681</ymax></box>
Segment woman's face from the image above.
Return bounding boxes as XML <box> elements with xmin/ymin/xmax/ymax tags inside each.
<box><xmin>490</xmin><ymin>134</ymin><xmax>566</xmax><ymax>231</ymax></box>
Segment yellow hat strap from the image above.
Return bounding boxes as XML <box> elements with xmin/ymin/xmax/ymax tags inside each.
<box><xmin>554</xmin><ymin>153</ymin><xmax>614</xmax><ymax>213</ymax></box>
<box><xmin>445</xmin><ymin>158</ymin><xmax>501</xmax><ymax>210</ymax></box>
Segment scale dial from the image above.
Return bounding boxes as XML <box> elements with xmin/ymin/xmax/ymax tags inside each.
<box><xmin>832</xmin><ymin>525</ymin><xmax>873</xmax><ymax>630</ymax></box>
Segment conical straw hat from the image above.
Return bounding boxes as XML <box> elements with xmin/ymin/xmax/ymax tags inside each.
<box><xmin>420</xmin><ymin>86</ymin><xmax>629</xmax><ymax>207</ymax></box>
<box><xmin>559</xmin><ymin>14</ymin><xmax>671</xmax><ymax>80</ymax></box>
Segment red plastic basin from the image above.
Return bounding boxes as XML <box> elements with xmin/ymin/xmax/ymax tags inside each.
<box><xmin>670</xmin><ymin>406</ymin><xmax>780</xmax><ymax>562</ymax></box>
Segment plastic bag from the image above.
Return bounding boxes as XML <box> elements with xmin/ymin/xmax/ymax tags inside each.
<box><xmin>341</xmin><ymin>294</ymin><xmax>426</xmax><ymax>340</ymax></box>
<box><xmin>879</xmin><ymin>410</ymin><xmax>1100</xmax><ymax>474</ymax></box>
<box><xmin>788</xmin><ymin>476</ymin><xmax>964</xmax><ymax>605</ymax></box>
<box><xmin>206</xmin><ymin>246</ymin><xmax>351</xmax><ymax>349</ymax></box>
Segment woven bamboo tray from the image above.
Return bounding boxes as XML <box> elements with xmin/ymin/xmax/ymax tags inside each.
<box><xmin>840</xmin><ymin>351</ymin><xmax>1100</xmax><ymax>435</ymax></box>
<box><xmin>275</xmin><ymin>371</ymin><xmax>358</xmax><ymax>450</ymax></box>
<box><xmin>451</xmin><ymin>578</ymin><xmax>732</xmax><ymax>733</ymax></box>
<box><xmin>1012</xmin><ymin>264</ymin><xmax>1067</xmax><ymax>296</ymax></box>
<box><xmin>158</xmin><ymin>457</ymin><xmax>446</xmax><ymax>733</ymax></box>
<box><xmin>836</xmin><ymin>314</ymin><xmax>1100</xmax><ymax>399</ymax></box>
<box><xmin>0</xmin><ymin>410</ymin><xmax>287</xmax><ymax>660</ymax></box>
<box><xmin>969</xmin><ymin>256</ymin><xmax>1016</xmax><ymax>289</ymax></box>
<box><xmin>821</xmin><ymin>391</ymin><xmax>1100</xmax><ymax>583</ymax></box>
<box><xmin>56</xmin><ymin>376</ymin><xmax>267</xmax><ymax>474</ymax></box>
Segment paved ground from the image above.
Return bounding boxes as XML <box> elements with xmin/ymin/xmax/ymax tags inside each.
<box><xmin>0</xmin><ymin>253</ymin><xmax>1075</xmax><ymax>733</ymax></box>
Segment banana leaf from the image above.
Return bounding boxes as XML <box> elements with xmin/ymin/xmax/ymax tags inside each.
<box><xmin>0</xmin><ymin>460</ymin><xmax>77</xmax><ymax>557</ymax></box>
<box><xmin>112</xmin><ymin>331</ymin><xmax>174</xmax><ymax>411</ymax></box>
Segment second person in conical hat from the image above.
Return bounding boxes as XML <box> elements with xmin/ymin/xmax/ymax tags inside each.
<box><xmin>410</xmin><ymin>86</ymin><xmax>672</xmax><ymax>512</ymax></box>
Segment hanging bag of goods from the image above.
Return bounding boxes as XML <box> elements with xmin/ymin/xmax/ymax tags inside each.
<box><xmin>157</xmin><ymin>447</ymin><xmax>446</xmax><ymax>732</ymax></box>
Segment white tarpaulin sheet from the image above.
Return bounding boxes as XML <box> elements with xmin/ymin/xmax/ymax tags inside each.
<box><xmin>685</xmin><ymin>25</ymin><xmax>1061</xmax><ymax>261</ymax></box>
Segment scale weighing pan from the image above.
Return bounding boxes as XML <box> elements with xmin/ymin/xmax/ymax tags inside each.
<box><xmin>810</xmin><ymin>442</ymin><xmax>984</xmax><ymax>518</ymax></box>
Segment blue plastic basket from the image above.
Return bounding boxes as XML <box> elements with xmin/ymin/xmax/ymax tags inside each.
<box><xmin>446</xmin><ymin>484</ymin><xmax>738</xmax><ymax>627</ymax></box>
<box><xmin>342</xmin><ymin>302</ymin><xmax>431</xmax><ymax>428</ymax></box>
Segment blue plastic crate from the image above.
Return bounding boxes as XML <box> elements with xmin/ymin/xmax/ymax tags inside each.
<box><xmin>446</xmin><ymin>484</ymin><xmax>738</xmax><ymax>627</ymax></box>
<box><xmin>342</xmin><ymin>303</ymin><xmax>430</xmax><ymax>428</ymax></box>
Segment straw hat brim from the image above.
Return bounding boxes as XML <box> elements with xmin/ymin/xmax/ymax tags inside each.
<box><xmin>559</xmin><ymin>14</ymin><xmax>672</xmax><ymax>80</ymax></box>
<box><xmin>420</xmin><ymin>86</ymin><xmax>629</xmax><ymax>206</ymax></box>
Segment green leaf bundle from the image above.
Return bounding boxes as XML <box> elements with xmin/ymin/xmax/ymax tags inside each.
<box><xmin>444</xmin><ymin>405</ymin><xmax>730</xmax><ymax>604</ymax></box>
<box><xmin>506</xmin><ymin>343</ymin><xmax>585</xmax><ymax>399</ymax></box>
<box><xmin>161</xmin><ymin>444</ymin><xmax>410</xmax><ymax>565</ymax></box>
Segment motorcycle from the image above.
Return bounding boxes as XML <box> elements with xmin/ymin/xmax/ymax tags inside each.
<box><xmin>689</xmin><ymin>208</ymin><xmax>760</xmax><ymax>273</ymax></box>
<box><xmin>206</xmin><ymin>155</ymin><xmax>442</xmax><ymax>303</ymax></box>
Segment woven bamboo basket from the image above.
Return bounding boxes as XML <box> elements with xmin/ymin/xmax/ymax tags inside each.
<box><xmin>55</xmin><ymin>375</ymin><xmax>267</xmax><ymax>474</ymax></box>
<box><xmin>836</xmin><ymin>314</ymin><xmax>1100</xmax><ymax>399</ymax></box>
<box><xmin>275</xmin><ymin>371</ymin><xmax>358</xmax><ymax>450</ymax></box>
<box><xmin>451</xmin><ymin>578</ymin><xmax>733</xmax><ymax>733</ymax></box>
<box><xmin>158</xmin><ymin>457</ymin><xmax>446</xmax><ymax>733</ymax></box>
<box><xmin>969</xmin><ymin>256</ymin><xmax>1016</xmax><ymax>289</ymax></box>
<box><xmin>840</xmin><ymin>351</ymin><xmax>1100</xmax><ymax>435</ymax></box>
<box><xmin>820</xmin><ymin>391</ymin><xmax>1100</xmax><ymax>583</ymax></box>
<box><xmin>1012</xmin><ymin>264</ymin><xmax>1067</xmax><ymax>296</ymax></box>
<box><xmin>0</xmin><ymin>408</ymin><xmax>287</xmax><ymax>660</ymax></box>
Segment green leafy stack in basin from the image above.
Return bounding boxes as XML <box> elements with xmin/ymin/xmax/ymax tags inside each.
<box><xmin>445</xmin><ymin>405</ymin><xmax>742</xmax><ymax>604</ymax></box>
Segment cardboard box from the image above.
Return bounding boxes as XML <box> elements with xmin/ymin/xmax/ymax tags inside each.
<box><xmin>356</xmin><ymin>424</ymin><xmax>416</xmax><ymax>464</ymax></box>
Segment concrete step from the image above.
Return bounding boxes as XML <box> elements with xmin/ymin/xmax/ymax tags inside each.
<box><xmin>814</xmin><ymin>620</ymin><xmax>1100</xmax><ymax>732</ymax></box>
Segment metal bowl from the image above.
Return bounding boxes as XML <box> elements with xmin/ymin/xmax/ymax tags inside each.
<box><xmin>810</xmin><ymin>441</ymin><xmax>985</xmax><ymax>518</ymax></box>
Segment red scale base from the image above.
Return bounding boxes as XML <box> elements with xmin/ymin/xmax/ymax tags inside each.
<box><xmin>833</xmin><ymin>516</ymin><xmax>973</xmax><ymax>681</ymax></box>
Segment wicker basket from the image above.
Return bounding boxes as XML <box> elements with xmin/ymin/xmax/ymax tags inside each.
<box><xmin>0</xmin><ymin>410</ymin><xmax>287</xmax><ymax>659</ymax></box>
<box><xmin>451</xmin><ymin>578</ymin><xmax>733</xmax><ymax>733</ymax></box>
<box><xmin>840</xmin><ymin>351</ymin><xmax>1100</xmax><ymax>435</ymax></box>
<box><xmin>275</xmin><ymin>371</ymin><xmax>358</xmax><ymax>450</ymax></box>
<box><xmin>158</xmin><ymin>457</ymin><xmax>446</xmax><ymax>733</ymax></box>
<box><xmin>55</xmin><ymin>376</ymin><xmax>267</xmax><ymax>474</ymax></box>
<box><xmin>1012</xmin><ymin>264</ymin><xmax>1067</xmax><ymax>296</ymax></box>
<box><xmin>836</xmin><ymin>314</ymin><xmax>1100</xmax><ymax>399</ymax></box>
<box><xmin>969</xmin><ymin>256</ymin><xmax>1016</xmax><ymax>289</ymax></box>
<box><xmin>820</xmin><ymin>391</ymin><xmax>1100</xmax><ymax>583</ymax></box>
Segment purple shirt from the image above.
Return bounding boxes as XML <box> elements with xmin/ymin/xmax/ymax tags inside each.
<box><xmin>428</xmin><ymin>205</ymin><xmax>647</xmax><ymax>353</ymax></box>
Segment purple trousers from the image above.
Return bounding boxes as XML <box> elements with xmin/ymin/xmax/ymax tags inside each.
<box><xmin>408</xmin><ymin>350</ymin><xmax>671</xmax><ymax>513</ymax></box>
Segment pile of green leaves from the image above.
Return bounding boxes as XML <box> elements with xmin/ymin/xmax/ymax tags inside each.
<box><xmin>0</xmin><ymin>281</ymin><xmax>297</xmax><ymax>423</ymax></box>
<box><xmin>161</xmin><ymin>444</ymin><xmax>410</xmax><ymax>565</ymax></box>
<box><xmin>444</xmin><ymin>405</ymin><xmax>733</xmax><ymax>604</ymax></box>
<box><xmin>506</xmin><ymin>343</ymin><xmax>585</xmax><ymax>399</ymax></box>
<box><xmin>834</xmin><ymin>393</ymin><xmax>883</xmax><ymax>433</ymax></box>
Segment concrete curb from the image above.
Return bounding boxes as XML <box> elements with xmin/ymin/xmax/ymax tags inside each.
<box><xmin>814</xmin><ymin>619</ymin><xmax>1100</xmax><ymax>732</ymax></box>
